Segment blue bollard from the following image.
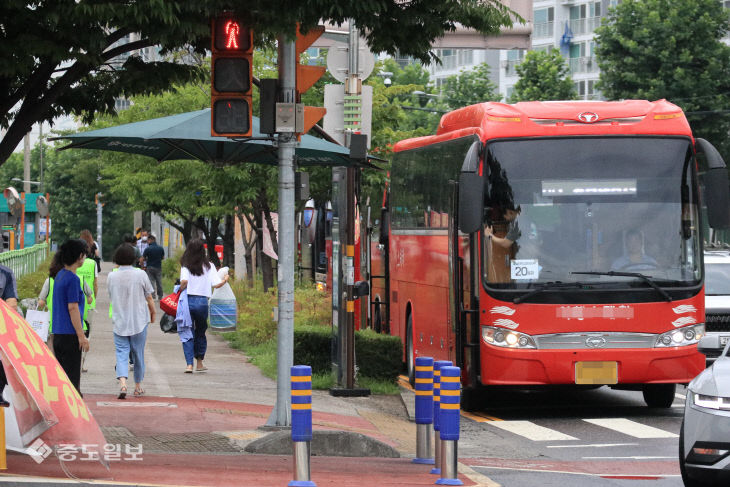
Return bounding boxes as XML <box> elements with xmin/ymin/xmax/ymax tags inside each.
<box><xmin>431</xmin><ymin>360</ymin><xmax>452</xmax><ymax>475</ymax></box>
<box><xmin>413</xmin><ymin>356</ymin><xmax>435</xmax><ymax>465</ymax></box>
<box><xmin>436</xmin><ymin>366</ymin><xmax>463</xmax><ymax>486</ymax></box>
<box><xmin>289</xmin><ymin>365</ymin><xmax>316</xmax><ymax>487</ymax></box>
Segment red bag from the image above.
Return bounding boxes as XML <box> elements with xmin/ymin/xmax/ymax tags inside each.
<box><xmin>160</xmin><ymin>291</ymin><xmax>181</xmax><ymax>317</ymax></box>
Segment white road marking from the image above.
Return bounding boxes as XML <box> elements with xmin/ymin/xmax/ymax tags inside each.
<box><xmin>487</xmin><ymin>420</ymin><xmax>577</xmax><ymax>441</ymax></box>
<box><xmin>675</xmin><ymin>393</ymin><xmax>686</xmax><ymax>400</ymax></box>
<box><xmin>583</xmin><ymin>418</ymin><xmax>678</xmax><ymax>438</ymax></box>
<box><xmin>471</xmin><ymin>465</ymin><xmax>680</xmax><ymax>478</ymax></box>
<box><xmin>96</xmin><ymin>402</ymin><xmax>178</xmax><ymax>407</ymax></box>
<box><xmin>547</xmin><ymin>443</ymin><xmax>638</xmax><ymax>448</ymax></box>
<box><xmin>582</xmin><ymin>456</ymin><xmax>676</xmax><ymax>460</ymax></box>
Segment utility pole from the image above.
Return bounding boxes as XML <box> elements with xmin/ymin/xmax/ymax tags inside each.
<box><xmin>23</xmin><ymin>133</ymin><xmax>31</xmax><ymax>194</ymax></box>
<box><xmin>266</xmin><ymin>35</ymin><xmax>297</xmax><ymax>428</ymax></box>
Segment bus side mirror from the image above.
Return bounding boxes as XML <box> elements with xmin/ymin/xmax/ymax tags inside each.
<box><xmin>379</xmin><ymin>207</ymin><xmax>389</xmax><ymax>244</ymax></box>
<box><xmin>697</xmin><ymin>138</ymin><xmax>730</xmax><ymax>229</ymax></box>
<box><xmin>458</xmin><ymin>141</ymin><xmax>484</xmax><ymax>234</ymax></box>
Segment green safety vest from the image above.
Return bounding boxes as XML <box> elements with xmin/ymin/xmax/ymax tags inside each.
<box><xmin>47</xmin><ymin>273</ymin><xmax>89</xmax><ymax>332</ymax></box>
<box><xmin>77</xmin><ymin>258</ymin><xmax>96</xmax><ymax>310</ymax></box>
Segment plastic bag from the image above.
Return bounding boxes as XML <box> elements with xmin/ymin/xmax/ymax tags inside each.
<box><xmin>209</xmin><ymin>280</ymin><xmax>237</xmax><ymax>330</ymax></box>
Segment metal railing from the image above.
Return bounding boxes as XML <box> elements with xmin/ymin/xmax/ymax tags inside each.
<box><xmin>568</xmin><ymin>17</ymin><xmax>601</xmax><ymax>35</ymax></box>
<box><xmin>534</xmin><ymin>22</ymin><xmax>554</xmax><ymax>39</ymax></box>
<box><xmin>568</xmin><ymin>56</ymin><xmax>598</xmax><ymax>74</ymax></box>
<box><xmin>0</xmin><ymin>243</ymin><xmax>50</xmax><ymax>279</ymax></box>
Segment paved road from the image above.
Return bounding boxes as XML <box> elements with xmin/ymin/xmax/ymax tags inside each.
<box><xmin>454</xmin><ymin>384</ymin><xmax>687</xmax><ymax>487</ymax></box>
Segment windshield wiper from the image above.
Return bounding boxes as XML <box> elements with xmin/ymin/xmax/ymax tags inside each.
<box><xmin>570</xmin><ymin>271</ymin><xmax>673</xmax><ymax>302</ymax></box>
<box><xmin>513</xmin><ymin>281</ymin><xmax>587</xmax><ymax>304</ymax></box>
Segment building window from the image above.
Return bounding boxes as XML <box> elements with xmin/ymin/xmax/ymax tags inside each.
<box><xmin>534</xmin><ymin>7</ymin><xmax>554</xmax><ymax>38</ymax></box>
<box><xmin>568</xmin><ymin>41</ymin><xmax>597</xmax><ymax>74</ymax></box>
<box><xmin>503</xmin><ymin>49</ymin><xmax>525</xmax><ymax>77</ymax></box>
<box><xmin>569</xmin><ymin>2</ymin><xmax>602</xmax><ymax>35</ymax></box>
<box><xmin>573</xmin><ymin>79</ymin><xmax>601</xmax><ymax>100</ymax></box>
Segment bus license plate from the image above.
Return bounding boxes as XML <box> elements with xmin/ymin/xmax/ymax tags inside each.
<box><xmin>721</xmin><ymin>336</ymin><xmax>730</xmax><ymax>346</ymax></box>
<box><xmin>575</xmin><ymin>361</ymin><xmax>618</xmax><ymax>385</ymax></box>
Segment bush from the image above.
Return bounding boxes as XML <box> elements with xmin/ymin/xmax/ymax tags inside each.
<box><xmin>293</xmin><ymin>326</ymin><xmax>332</xmax><ymax>374</ymax></box>
<box><xmin>354</xmin><ymin>329</ymin><xmax>402</xmax><ymax>380</ymax></box>
<box><xmin>162</xmin><ymin>249</ymin><xmax>183</xmax><ymax>282</ymax></box>
<box><xmin>17</xmin><ymin>257</ymin><xmax>52</xmax><ymax>302</ymax></box>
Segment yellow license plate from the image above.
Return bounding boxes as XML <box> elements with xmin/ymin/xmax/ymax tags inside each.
<box><xmin>575</xmin><ymin>361</ymin><xmax>618</xmax><ymax>385</ymax></box>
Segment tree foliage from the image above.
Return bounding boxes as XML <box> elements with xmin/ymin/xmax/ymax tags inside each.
<box><xmin>0</xmin><ymin>0</ymin><xmax>518</xmax><ymax>166</ymax></box>
<box><xmin>441</xmin><ymin>63</ymin><xmax>500</xmax><ymax>109</ymax></box>
<box><xmin>594</xmin><ymin>0</ymin><xmax>730</xmax><ymax>156</ymax></box>
<box><xmin>509</xmin><ymin>48</ymin><xmax>576</xmax><ymax>102</ymax></box>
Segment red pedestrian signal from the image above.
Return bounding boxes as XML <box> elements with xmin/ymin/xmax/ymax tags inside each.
<box><xmin>211</xmin><ymin>15</ymin><xmax>253</xmax><ymax>137</ymax></box>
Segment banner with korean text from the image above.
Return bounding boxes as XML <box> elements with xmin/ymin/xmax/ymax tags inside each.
<box><xmin>0</xmin><ymin>300</ymin><xmax>107</xmax><ymax>468</ymax></box>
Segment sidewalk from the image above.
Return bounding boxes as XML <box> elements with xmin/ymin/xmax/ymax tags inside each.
<box><xmin>1</xmin><ymin>262</ymin><xmax>494</xmax><ymax>486</ymax></box>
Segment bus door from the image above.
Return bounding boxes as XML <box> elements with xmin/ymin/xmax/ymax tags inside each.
<box><xmin>368</xmin><ymin>194</ymin><xmax>390</xmax><ymax>334</ymax></box>
<box><xmin>448</xmin><ymin>181</ymin><xmax>480</xmax><ymax>387</ymax></box>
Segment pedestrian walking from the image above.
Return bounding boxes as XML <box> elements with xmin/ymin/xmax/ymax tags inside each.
<box><xmin>50</xmin><ymin>239</ymin><xmax>90</xmax><ymax>394</ymax></box>
<box><xmin>107</xmin><ymin>244</ymin><xmax>155</xmax><ymax>399</ymax></box>
<box><xmin>78</xmin><ymin>230</ymin><xmax>99</xmax><ymax>373</ymax></box>
<box><xmin>0</xmin><ymin>263</ymin><xmax>18</xmax><ymax>407</ymax></box>
<box><xmin>38</xmin><ymin>254</ymin><xmax>93</xmax><ymax>352</ymax></box>
<box><xmin>178</xmin><ymin>239</ymin><xmax>228</xmax><ymax>373</ymax></box>
<box><xmin>143</xmin><ymin>234</ymin><xmax>165</xmax><ymax>300</ymax></box>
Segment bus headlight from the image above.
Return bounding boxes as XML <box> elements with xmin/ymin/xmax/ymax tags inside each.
<box><xmin>655</xmin><ymin>324</ymin><xmax>705</xmax><ymax>347</ymax></box>
<box><xmin>482</xmin><ymin>326</ymin><xmax>537</xmax><ymax>349</ymax></box>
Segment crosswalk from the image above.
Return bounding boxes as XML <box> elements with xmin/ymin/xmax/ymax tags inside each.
<box><xmin>482</xmin><ymin>417</ymin><xmax>678</xmax><ymax>442</ymax></box>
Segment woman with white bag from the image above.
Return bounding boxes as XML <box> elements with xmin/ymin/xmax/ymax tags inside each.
<box><xmin>178</xmin><ymin>239</ymin><xmax>229</xmax><ymax>373</ymax></box>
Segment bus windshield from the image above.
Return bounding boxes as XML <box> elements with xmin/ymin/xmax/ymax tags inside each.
<box><xmin>483</xmin><ymin>136</ymin><xmax>701</xmax><ymax>293</ymax></box>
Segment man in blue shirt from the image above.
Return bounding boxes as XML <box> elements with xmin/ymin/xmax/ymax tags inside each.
<box><xmin>51</xmin><ymin>240</ymin><xmax>90</xmax><ymax>394</ymax></box>
<box><xmin>143</xmin><ymin>234</ymin><xmax>165</xmax><ymax>300</ymax></box>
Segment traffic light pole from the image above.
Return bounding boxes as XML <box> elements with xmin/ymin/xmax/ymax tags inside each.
<box><xmin>266</xmin><ymin>36</ymin><xmax>297</xmax><ymax>428</ymax></box>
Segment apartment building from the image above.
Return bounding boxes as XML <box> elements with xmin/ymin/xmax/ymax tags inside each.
<box><xmin>500</xmin><ymin>0</ymin><xmax>615</xmax><ymax>101</ymax></box>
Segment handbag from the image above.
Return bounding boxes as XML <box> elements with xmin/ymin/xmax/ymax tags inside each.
<box><xmin>159</xmin><ymin>290</ymin><xmax>181</xmax><ymax>317</ymax></box>
<box><xmin>159</xmin><ymin>313</ymin><xmax>177</xmax><ymax>334</ymax></box>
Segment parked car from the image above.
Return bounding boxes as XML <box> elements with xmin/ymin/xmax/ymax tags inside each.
<box><xmin>702</xmin><ymin>249</ymin><xmax>730</xmax><ymax>365</ymax></box>
<box><xmin>680</xmin><ymin>336</ymin><xmax>730</xmax><ymax>486</ymax></box>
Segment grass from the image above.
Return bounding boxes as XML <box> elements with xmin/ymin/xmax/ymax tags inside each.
<box><xmin>221</xmin><ymin>276</ymin><xmax>400</xmax><ymax>394</ymax></box>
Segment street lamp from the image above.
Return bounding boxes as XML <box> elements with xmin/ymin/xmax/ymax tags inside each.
<box><xmin>377</xmin><ymin>71</ymin><xmax>393</xmax><ymax>86</ymax></box>
<box><xmin>10</xmin><ymin>178</ymin><xmax>41</xmax><ymax>187</ymax></box>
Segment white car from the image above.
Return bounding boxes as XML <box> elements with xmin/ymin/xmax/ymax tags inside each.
<box><xmin>680</xmin><ymin>337</ymin><xmax>730</xmax><ymax>486</ymax></box>
<box><xmin>702</xmin><ymin>249</ymin><xmax>730</xmax><ymax>365</ymax></box>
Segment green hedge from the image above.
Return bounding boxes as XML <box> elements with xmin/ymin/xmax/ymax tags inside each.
<box><xmin>293</xmin><ymin>326</ymin><xmax>402</xmax><ymax>381</ymax></box>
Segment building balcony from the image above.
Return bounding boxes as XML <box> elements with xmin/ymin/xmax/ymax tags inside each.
<box><xmin>501</xmin><ymin>59</ymin><xmax>522</xmax><ymax>77</ymax></box>
<box><xmin>533</xmin><ymin>21</ymin><xmax>554</xmax><ymax>39</ymax></box>
<box><xmin>568</xmin><ymin>17</ymin><xmax>601</xmax><ymax>36</ymax></box>
<box><xmin>568</xmin><ymin>56</ymin><xmax>598</xmax><ymax>74</ymax></box>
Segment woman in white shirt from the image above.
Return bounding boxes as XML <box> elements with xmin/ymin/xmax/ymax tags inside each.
<box><xmin>179</xmin><ymin>239</ymin><xmax>229</xmax><ymax>373</ymax></box>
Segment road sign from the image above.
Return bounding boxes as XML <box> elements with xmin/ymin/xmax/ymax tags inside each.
<box><xmin>326</xmin><ymin>43</ymin><xmax>375</xmax><ymax>83</ymax></box>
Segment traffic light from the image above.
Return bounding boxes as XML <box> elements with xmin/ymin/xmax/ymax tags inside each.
<box><xmin>295</xmin><ymin>24</ymin><xmax>327</xmax><ymax>134</ymax></box>
<box><xmin>211</xmin><ymin>14</ymin><xmax>253</xmax><ymax>137</ymax></box>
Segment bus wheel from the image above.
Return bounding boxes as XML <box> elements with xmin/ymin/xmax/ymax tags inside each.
<box><xmin>461</xmin><ymin>386</ymin><xmax>481</xmax><ymax>412</ymax></box>
<box><xmin>406</xmin><ymin>314</ymin><xmax>415</xmax><ymax>386</ymax></box>
<box><xmin>373</xmin><ymin>299</ymin><xmax>382</xmax><ymax>334</ymax></box>
<box><xmin>642</xmin><ymin>383</ymin><xmax>676</xmax><ymax>408</ymax></box>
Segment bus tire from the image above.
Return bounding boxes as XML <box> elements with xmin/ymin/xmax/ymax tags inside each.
<box><xmin>642</xmin><ymin>383</ymin><xmax>676</xmax><ymax>408</ymax></box>
<box><xmin>406</xmin><ymin>314</ymin><xmax>415</xmax><ymax>386</ymax></box>
<box><xmin>461</xmin><ymin>386</ymin><xmax>481</xmax><ymax>412</ymax></box>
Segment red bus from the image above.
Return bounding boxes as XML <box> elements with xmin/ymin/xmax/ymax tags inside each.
<box><xmin>370</xmin><ymin>100</ymin><xmax>730</xmax><ymax>408</ymax></box>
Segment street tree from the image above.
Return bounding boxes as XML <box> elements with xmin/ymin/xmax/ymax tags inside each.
<box><xmin>509</xmin><ymin>48</ymin><xmax>576</xmax><ymax>102</ymax></box>
<box><xmin>594</xmin><ymin>0</ymin><xmax>730</xmax><ymax>156</ymax></box>
<box><xmin>0</xmin><ymin>0</ymin><xmax>517</xmax><ymax>166</ymax></box>
<box><xmin>441</xmin><ymin>62</ymin><xmax>501</xmax><ymax>109</ymax></box>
